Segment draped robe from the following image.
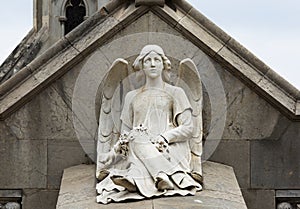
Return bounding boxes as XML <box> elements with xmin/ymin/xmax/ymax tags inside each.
<box><xmin>96</xmin><ymin>83</ymin><xmax>201</xmax><ymax>204</ymax></box>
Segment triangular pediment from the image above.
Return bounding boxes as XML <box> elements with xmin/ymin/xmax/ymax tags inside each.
<box><xmin>0</xmin><ymin>0</ymin><xmax>299</xmax><ymax>120</ymax></box>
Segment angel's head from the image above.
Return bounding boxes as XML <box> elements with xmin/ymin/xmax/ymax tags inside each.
<box><xmin>133</xmin><ymin>45</ymin><xmax>171</xmax><ymax>74</ymax></box>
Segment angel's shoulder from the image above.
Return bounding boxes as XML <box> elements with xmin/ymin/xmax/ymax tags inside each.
<box><xmin>124</xmin><ymin>88</ymin><xmax>141</xmax><ymax>102</ymax></box>
<box><xmin>165</xmin><ymin>83</ymin><xmax>186</xmax><ymax>95</ymax></box>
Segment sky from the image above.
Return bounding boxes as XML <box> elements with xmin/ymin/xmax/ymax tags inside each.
<box><xmin>0</xmin><ymin>1</ymin><xmax>299</xmax><ymax>89</ymax></box>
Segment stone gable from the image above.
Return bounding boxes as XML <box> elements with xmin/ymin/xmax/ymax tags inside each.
<box><xmin>0</xmin><ymin>1</ymin><xmax>299</xmax><ymax>208</ymax></box>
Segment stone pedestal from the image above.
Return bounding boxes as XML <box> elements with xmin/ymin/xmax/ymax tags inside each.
<box><xmin>56</xmin><ymin>161</ymin><xmax>247</xmax><ymax>209</ymax></box>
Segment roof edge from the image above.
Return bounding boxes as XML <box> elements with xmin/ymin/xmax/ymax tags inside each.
<box><xmin>0</xmin><ymin>0</ymin><xmax>123</xmax><ymax>99</ymax></box>
<box><xmin>0</xmin><ymin>1</ymin><xmax>148</xmax><ymax>120</ymax></box>
<box><xmin>0</xmin><ymin>28</ymin><xmax>35</xmax><ymax>83</ymax></box>
<box><xmin>151</xmin><ymin>2</ymin><xmax>300</xmax><ymax>119</ymax></box>
<box><xmin>173</xmin><ymin>0</ymin><xmax>300</xmax><ymax>99</ymax></box>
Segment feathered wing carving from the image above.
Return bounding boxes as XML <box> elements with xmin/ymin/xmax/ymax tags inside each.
<box><xmin>96</xmin><ymin>58</ymin><xmax>129</xmax><ymax>179</ymax></box>
<box><xmin>176</xmin><ymin>58</ymin><xmax>203</xmax><ymax>180</ymax></box>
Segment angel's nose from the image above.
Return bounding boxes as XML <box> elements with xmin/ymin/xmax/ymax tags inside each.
<box><xmin>150</xmin><ymin>59</ymin><xmax>156</xmax><ymax>66</ymax></box>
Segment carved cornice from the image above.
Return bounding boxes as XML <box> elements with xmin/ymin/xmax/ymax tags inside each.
<box><xmin>135</xmin><ymin>0</ymin><xmax>165</xmax><ymax>7</ymax></box>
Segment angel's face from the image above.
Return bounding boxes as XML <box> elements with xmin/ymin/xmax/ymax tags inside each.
<box><xmin>142</xmin><ymin>51</ymin><xmax>164</xmax><ymax>79</ymax></box>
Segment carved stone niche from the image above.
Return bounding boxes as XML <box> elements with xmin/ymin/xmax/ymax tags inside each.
<box><xmin>135</xmin><ymin>0</ymin><xmax>165</xmax><ymax>7</ymax></box>
<box><xmin>277</xmin><ymin>190</ymin><xmax>300</xmax><ymax>209</ymax></box>
<box><xmin>0</xmin><ymin>190</ymin><xmax>22</xmax><ymax>209</ymax></box>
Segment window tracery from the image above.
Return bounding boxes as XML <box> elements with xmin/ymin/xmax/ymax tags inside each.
<box><xmin>60</xmin><ymin>0</ymin><xmax>87</xmax><ymax>35</ymax></box>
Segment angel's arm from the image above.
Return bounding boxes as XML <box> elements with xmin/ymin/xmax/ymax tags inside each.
<box><xmin>121</xmin><ymin>123</ymin><xmax>131</xmax><ymax>132</ymax></box>
<box><xmin>160</xmin><ymin>109</ymin><xmax>193</xmax><ymax>144</ymax></box>
<box><xmin>120</xmin><ymin>90</ymin><xmax>134</xmax><ymax>132</ymax></box>
<box><xmin>159</xmin><ymin>87</ymin><xmax>193</xmax><ymax>143</ymax></box>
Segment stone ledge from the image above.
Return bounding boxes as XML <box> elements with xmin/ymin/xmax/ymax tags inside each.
<box><xmin>135</xmin><ymin>0</ymin><xmax>165</xmax><ymax>7</ymax></box>
<box><xmin>56</xmin><ymin>161</ymin><xmax>247</xmax><ymax>209</ymax></box>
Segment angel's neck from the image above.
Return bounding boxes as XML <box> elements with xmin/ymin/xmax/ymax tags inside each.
<box><xmin>144</xmin><ymin>77</ymin><xmax>164</xmax><ymax>89</ymax></box>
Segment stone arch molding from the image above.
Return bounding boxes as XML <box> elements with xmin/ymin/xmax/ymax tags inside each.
<box><xmin>72</xmin><ymin>32</ymin><xmax>227</xmax><ymax>162</ymax></box>
<box><xmin>59</xmin><ymin>0</ymin><xmax>89</xmax><ymax>35</ymax></box>
<box><xmin>60</xmin><ymin>0</ymin><xmax>90</xmax><ymax>16</ymax></box>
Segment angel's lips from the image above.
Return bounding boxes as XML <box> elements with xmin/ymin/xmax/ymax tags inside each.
<box><xmin>148</xmin><ymin>69</ymin><xmax>158</xmax><ymax>73</ymax></box>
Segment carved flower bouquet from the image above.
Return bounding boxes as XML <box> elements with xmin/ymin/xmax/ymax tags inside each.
<box><xmin>114</xmin><ymin>124</ymin><xmax>169</xmax><ymax>158</ymax></box>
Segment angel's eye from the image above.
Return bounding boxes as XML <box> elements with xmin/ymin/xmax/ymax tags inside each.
<box><xmin>144</xmin><ymin>59</ymin><xmax>151</xmax><ymax>64</ymax></box>
<box><xmin>155</xmin><ymin>58</ymin><xmax>161</xmax><ymax>63</ymax></box>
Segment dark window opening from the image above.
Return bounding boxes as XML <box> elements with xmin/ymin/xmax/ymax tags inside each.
<box><xmin>65</xmin><ymin>0</ymin><xmax>86</xmax><ymax>35</ymax></box>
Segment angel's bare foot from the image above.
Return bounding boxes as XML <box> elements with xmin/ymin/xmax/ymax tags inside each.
<box><xmin>96</xmin><ymin>169</ymin><xmax>110</xmax><ymax>182</ymax></box>
<box><xmin>111</xmin><ymin>175</ymin><xmax>137</xmax><ymax>192</ymax></box>
<box><xmin>155</xmin><ymin>172</ymin><xmax>174</xmax><ymax>191</ymax></box>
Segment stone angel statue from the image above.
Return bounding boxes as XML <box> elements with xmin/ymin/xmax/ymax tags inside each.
<box><xmin>96</xmin><ymin>45</ymin><xmax>203</xmax><ymax>204</ymax></box>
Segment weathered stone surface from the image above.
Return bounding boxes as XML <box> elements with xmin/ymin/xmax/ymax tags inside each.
<box><xmin>0</xmin><ymin>139</ymin><xmax>47</xmax><ymax>188</ymax></box>
<box><xmin>71</xmin><ymin>50</ymin><xmax>112</xmax><ymax>161</ymax></box>
<box><xmin>56</xmin><ymin>165</ymin><xmax>99</xmax><ymax>209</ymax></box>
<box><xmin>177</xmin><ymin>15</ymin><xmax>225</xmax><ymax>57</ymax></box>
<box><xmin>0</xmin><ymin>37</ymin><xmax>78</xmax><ymax>120</ymax></box>
<box><xmin>47</xmin><ymin>139</ymin><xmax>88</xmax><ymax>189</ymax></box>
<box><xmin>141</xmin><ymin>12</ymin><xmax>183</xmax><ymax>35</ymax></box>
<box><xmin>56</xmin><ymin>161</ymin><xmax>247</xmax><ymax>209</ymax></box>
<box><xmin>202</xmin><ymin>161</ymin><xmax>244</xmax><ymax>198</ymax></box>
<box><xmin>256</xmin><ymin>75</ymin><xmax>296</xmax><ymax>113</ymax></box>
<box><xmin>0</xmin><ymin>66</ymin><xmax>32</xmax><ymax>97</ymax></box>
<box><xmin>242</xmin><ymin>189</ymin><xmax>275</xmax><ymax>209</ymax></box>
<box><xmin>70</xmin><ymin>16</ymin><xmax>120</xmax><ymax>56</ymax></box>
<box><xmin>209</xmin><ymin>140</ymin><xmax>250</xmax><ymax>189</ymax></box>
<box><xmin>5</xmin><ymin>84</ymin><xmax>76</xmax><ymax>140</ymax></box>
<box><xmin>135</xmin><ymin>0</ymin><xmax>165</xmax><ymax>7</ymax></box>
<box><xmin>0</xmin><ymin>72</ymin><xmax>41</xmax><ymax>119</ymax></box>
<box><xmin>186</xmin><ymin>7</ymin><xmax>231</xmax><ymax>44</ymax></box>
<box><xmin>153</xmin><ymin>193</ymin><xmax>246</xmax><ymax>209</ymax></box>
<box><xmin>216</xmin><ymin>46</ymin><xmax>263</xmax><ymax>85</ymax></box>
<box><xmin>48</xmin><ymin>0</ymin><xmax>99</xmax><ymax>46</ymax></box>
<box><xmin>69</xmin><ymin>4</ymin><xmax>148</xmax><ymax>58</ymax></box>
<box><xmin>216</xmin><ymin>44</ymin><xmax>297</xmax><ymax>115</ymax></box>
<box><xmin>132</xmin><ymin>11</ymin><xmax>182</xmax><ymax>36</ymax></box>
<box><xmin>214</xmin><ymin>63</ymin><xmax>283</xmax><ymax>140</ymax></box>
<box><xmin>52</xmin><ymin>62</ymin><xmax>82</xmax><ymax>110</ymax></box>
<box><xmin>100</xmin><ymin>12</ymin><xmax>194</xmax><ymax>64</ymax></box>
<box><xmin>1</xmin><ymin>1</ymin><xmax>299</xmax><ymax>123</ymax></box>
<box><xmin>33</xmin><ymin>43</ymin><xmax>80</xmax><ymax>84</ymax></box>
<box><xmin>156</xmin><ymin>1</ymin><xmax>299</xmax><ymax>115</ymax></box>
<box><xmin>0</xmin><ymin>121</ymin><xmax>17</xmax><ymax>141</ymax></box>
<box><xmin>187</xmin><ymin>52</ymin><xmax>286</xmax><ymax>143</ymax></box>
<box><xmin>296</xmin><ymin>101</ymin><xmax>300</xmax><ymax>115</ymax></box>
<box><xmin>251</xmin><ymin>122</ymin><xmax>300</xmax><ymax>189</ymax></box>
<box><xmin>152</xmin><ymin>3</ymin><xmax>187</xmax><ymax>28</ymax></box>
<box><xmin>22</xmin><ymin>189</ymin><xmax>58</xmax><ymax>209</ymax></box>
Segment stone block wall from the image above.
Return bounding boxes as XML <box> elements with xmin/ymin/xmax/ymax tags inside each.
<box><xmin>208</xmin><ymin>61</ymin><xmax>300</xmax><ymax>208</ymax></box>
<box><xmin>0</xmin><ymin>64</ymin><xmax>89</xmax><ymax>209</ymax></box>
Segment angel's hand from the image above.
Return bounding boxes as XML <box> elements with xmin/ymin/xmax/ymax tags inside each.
<box><xmin>114</xmin><ymin>138</ymin><xmax>129</xmax><ymax>157</ymax></box>
<box><xmin>150</xmin><ymin>136</ymin><xmax>157</xmax><ymax>144</ymax></box>
<box><xmin>98</xmin><ymin>151</ymin><xmax>116</xmax><ymax>167</ymax></box>
<box><xmin>154</xmin><ymin>135</ymin><xmax>169</xmax><ymax>152</ymax></box>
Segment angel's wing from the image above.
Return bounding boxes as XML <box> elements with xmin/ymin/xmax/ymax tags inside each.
<box><xmin>96</xmin><ymin>58</ymin><xmax>129</xmax><ymax>177</ymax></box>
<box><xmin>176</xmin><ymin>58</ymin><xmax>203</xmax><ymax>176</ymax></box>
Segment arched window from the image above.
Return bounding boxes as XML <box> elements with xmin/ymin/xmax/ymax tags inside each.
<box><xmin>63</xmin><ymin>0</ymin><xmax>86</xmax><ymax>35</ymax></box>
